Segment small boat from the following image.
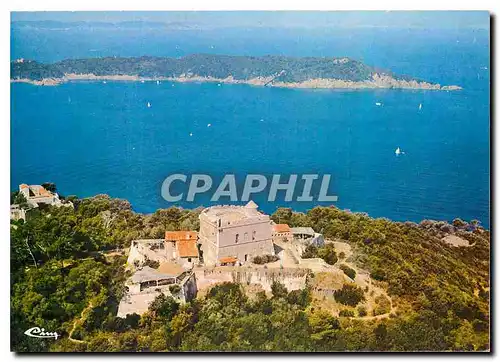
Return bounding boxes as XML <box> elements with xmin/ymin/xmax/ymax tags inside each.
<box><xmin>375</xmin><ymin>102</ymin><xmax>382</xmax><ymax>106</ymax></box>
<box><xmin>217</xmin><ymin>83</ymin><xmax>221</xmax><ymax>87</ymax></box>
<box><xmin>103</xmin><ymin>81</ymin><xmax>107</xmax><ymax>84</ymax></box>
<box><xmin>189</xmin><ymin>132</ymin><xmax>193</xmax><ymax>137</ymax></box>
<box><xmin>156</xmin><ymin>80</ymin><xmax>160</xmax><ymax>85</ymax></box>
<box><xmin>147</xmin><ymin>102</ymin><xmax>151</xmax><ymax>108</ymax></box>
<box><xmin>207</xmin><ymin>123</ymin><xmax>211</xmax><ymax>127</ymax></box>
<box><xmin>260</xmin><ymin>119</ymin><xmax>264</xmax><ymax>122</ymax></box>
<box><xmin>419</xmin><ymin>103</ymin><xmax>422</xmax><ymax>110</ymax></box>
<box><xmin>141</xmin><ymin>80</ymin><xmax>145</xmax><ymax>83</ymax></box>
<box><xmin>395</xmin><ymin>147</ymin><xmax>401</xmax><ymax>156</ymax></box>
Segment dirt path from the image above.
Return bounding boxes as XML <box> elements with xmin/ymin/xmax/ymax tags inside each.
<box><xmin>68</xmin><ymin>301</ymin><xmax>94</xmax><ymax>344</ymax></box>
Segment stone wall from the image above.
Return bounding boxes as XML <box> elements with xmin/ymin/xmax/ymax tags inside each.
<box><xmin>195</xmin><ymin>267</ymin><xmax>310</xmax><ymax>292</ymax></box>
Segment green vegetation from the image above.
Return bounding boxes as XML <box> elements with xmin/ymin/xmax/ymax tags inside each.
<box><xmin>252</xmin><ymin>254</ymin><xmax>279</xmax><ymax>265</ymax></box>
<box><xmin>339</xmin><ymin>264</ymin><xmax>356</xmax><ymax>279</ymax></box>
<box><xmin>373</xmin><ymin>295</ymin><xmax>391</xmax><ymax>316</ymax></box>
<box><xmin>10</xmin><ymin>196</ymin><xmax>490</xmax><ymax>351</ymax></box>
<box><xmin>334</xmin><ymin>284</ymin><xmax>365</xmax><ymax>307</ymax></box>
<box><xmin>339</xmin><ymin>309</ymin><xmax>355</xmax><ymax>317</ymax></box>
<box><xmin>10</xmin><ymin>54</ymin><xmax>408</xmax><ymax>83</ymax></box>
<box><xmin>301</xmin><ymin>243</ymin><xmax>338</xmax><ymax>265</ymax></box>
<box><xmin>357</xmin><ymin>306</ymin><xmax>367</xmax><ymax>317</ymax></box>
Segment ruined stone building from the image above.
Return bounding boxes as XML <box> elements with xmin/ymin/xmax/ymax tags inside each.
<box><xmin>117</xmin><ymin>263</ymin><xmax>197</xmax><ymax>318</ymax></box>
<box><xmin>126</xmin><ymin>231</ymin><xmax>199</xmax><ymax>269</ymax></box>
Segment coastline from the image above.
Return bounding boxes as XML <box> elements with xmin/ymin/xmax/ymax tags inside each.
<box><xmin>10</xmin><ymin>73</ymin><xmax>462</xmax><ymax>91</ymax></box>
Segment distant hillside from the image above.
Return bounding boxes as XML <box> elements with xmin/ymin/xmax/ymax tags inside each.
<box><xmin>10</xmin><ymin>54</ymin><xmax>461</xmax><ymax>90</ymax></box>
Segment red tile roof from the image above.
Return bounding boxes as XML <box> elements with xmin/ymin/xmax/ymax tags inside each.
<box><xmin>177</xmin><ymin>239</ymin><xmax>199</xmax><ymax>258</ymax></box>
<box><xmin>165</xmin><ymin>231</ymin><xmax>197</xmax><ymax>241</ymax></box>
<box><xmin>157</xmin><ymin>262</ymin><xmax>185</xmax><ymax>277</ymax></box>
<box><xmin>219</xmin><ymin>256</ymin><xmax>238</xmax><ymax>264</ymax></box>
<box><xmin>273</xmin><ymin>224</ymin><xmax>291</xmax><ymax>233</ymax></box>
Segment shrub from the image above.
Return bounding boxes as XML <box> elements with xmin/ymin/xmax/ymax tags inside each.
<box><xmin>169</xmin><ymin>284</ymin><xmax>181</xmax><ymax>295</ymax></box>
<box><xmin>339</xmin><ymin>309</ymin><xmax>355</xmax><ymax>317</ymax></box>
<box><xmin>149</xmin><ymin>294</ymin><xmax>179</xmax><ymax>320</ymax></box>
<box><xmin>373</xmin><ymin>295</ymin><xmax>391</xmax><ymax>316</ymax></box>
<box><xmin>271</xmin><ymin>281</ymin><xmax>289</xmax><ymax>299</ymax></box>
<box><xmin>287</xmin><ymin>287</ymin><xmax>312</xmax><ymax>308</ymax></box>
<box><xmin>301</xmin><ymin>244</ymin><xmax>318</xmax><ymax>259</ymax></box>
<box><xmin>339</xmin><ymin>264</ymin><xmax>356</xmax><ymax>279</ymax></box>
<box><xmin>144</xmin><ymin>258</ymin><xmax>160</xmax><ymax>269</ymax></box>
<box><xmin>357</xmin><ymin>306</ymin><xmax>367</xmax><ymax>317</ymax></box>
<box><xmin>317</xmin><ymin>243</ymin><xmax>338</xmax><ymax>265</ymax></box>
<box><xmin>252</xmin><ymin>254</ymin><xmax>279</xmax><ymax>264</ymax></box>
<box><xmin>334</xmin><ymin>284</ymin><xmax>365</xmax><ymax>307</ymax></box>
<box><xmin>302</xmin><ymin>243</ymin><xmax>338</xmax><ymax>265</ymax></box>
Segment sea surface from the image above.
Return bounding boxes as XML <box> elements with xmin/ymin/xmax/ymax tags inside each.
<box><xmin>11</xmin><ymin>26</ymin><xmax>490</xmax><ymax>227</ymax></box>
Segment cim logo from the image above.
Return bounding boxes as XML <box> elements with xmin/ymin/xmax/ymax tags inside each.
<box><xmin>24</xmin><ymin>327</ymin><xmax>59</xmax><ymax>340</ymax></box>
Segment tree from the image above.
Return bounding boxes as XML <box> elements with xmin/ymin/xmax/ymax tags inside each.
<box><xmin>302</xmin><ymin>244</ymin><xmax>318</xmax><ymax>259</ymax></box>
<box><xmin>148</xmin><ymin>294</ymin><xmax>179</xmax><ymax>321</ymax></box>
<box><xmin>271</xmin><ymin>281</ymin><xmax>288</xmax><ymax>299</ymax></box>
<box><xmin>270</xmin><ymin>208</ymin><xmax>293</xmax><ymax>225</ymax></box>
<box><xmin>13</xmin><ymin>191</ymin><xmax>29</xmax><ymax>209</ymax></box>
<box><xmin>318</xmin><ymin>243</ymin><xmax>338</xmax><ymax>265</ymax></box>
<box><xmin>339</xmin><ymin>264</ymin><xmax>356</xmax><ymax>279</ymax></box>
<box><xmin>41</xmin><ymin>182</ymin><xmax>57</xmax><ymax>193</ymax></box>
<box><xmin>334</xmin><ymin>284</ymin><xmax>365</xmax><ymax>307</ymax></box>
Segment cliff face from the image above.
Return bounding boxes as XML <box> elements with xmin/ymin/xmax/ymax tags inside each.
<box><xmin>10</xmin><ymin>54</ymin><xmax>462</xmax><ymax>90</ymax></box>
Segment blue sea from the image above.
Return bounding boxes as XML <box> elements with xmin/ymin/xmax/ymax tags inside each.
<box><xmin>11</xmin><ymin>25</ymin><xmax>490</xmax><ymax>227</ymax></box>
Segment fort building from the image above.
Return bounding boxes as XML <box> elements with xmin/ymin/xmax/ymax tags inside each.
<box><xmin>19</xmin><ymin>184</ymin><xmax>65</xmax><ymax>208</ymax></box>
<box><xmin>198</xmin><ymin>201</ymin><xmax>275</xmax><ymax>266</ymax></box>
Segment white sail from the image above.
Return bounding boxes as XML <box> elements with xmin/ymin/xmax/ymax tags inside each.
<box><xmin>147</xmin><ymin>102</ymin><xmax>151</xmax><ymax>108</ymax></box>
<box><xmin>419</xmin><ymin>103</ymin><xmax>422</xmax><ymax>110</ymax></box>
<box><xmin>395</xmin><ymin>147</ymin><xmax>401</xmax><ymax>155</ymax></box>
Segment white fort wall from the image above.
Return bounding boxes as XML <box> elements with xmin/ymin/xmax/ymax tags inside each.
<box><xmin>195</xmin><ymin>267</ymin><xmax>310</xmax><ymax>293</ymax></box>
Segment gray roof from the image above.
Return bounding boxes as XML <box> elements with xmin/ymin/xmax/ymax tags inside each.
<box><xmin>290</xmin><ymin>227</ymin><xmax>315</xmax><ymax>235</ymax></box>
<box><xmin>131</xmin><ymin>266</ymin><xmax>178</xmax><ymax>284</ymax></box>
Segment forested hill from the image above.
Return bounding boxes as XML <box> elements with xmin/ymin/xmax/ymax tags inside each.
<box><xmin>11</xmin><ymin>54</ymin><xmax>415</xmax><ymax>83</ymax></box>
<box><xmin>11</xmin><ymin>192</ymin><xmax>489</xmax><ymax>352</ymax></box>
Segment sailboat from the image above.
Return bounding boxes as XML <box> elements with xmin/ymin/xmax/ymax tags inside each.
<box><xmin>156</xmin><ymin>80</ymin><xmax>160</xmax><ymax>85</ymax></box>
<box><xmin>419</xmin><ymin>103</ymin><xmax>422</xmax><ymax>110</ymax></box>
<box><xmin>395</xmin><ymin>147</ymin><xmax>401</xmax><ymax>156</ymax></box>
<box><xmin>147</xmin><ymin>102</ymin><xmax>151</xmax><ymax>108</ymax></box>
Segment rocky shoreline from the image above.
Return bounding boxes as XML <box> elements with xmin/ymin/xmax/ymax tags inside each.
<box><xmin>10</xmin><ymin>73</ymin><xmax>462</xmax><ymax>91</ymax></box>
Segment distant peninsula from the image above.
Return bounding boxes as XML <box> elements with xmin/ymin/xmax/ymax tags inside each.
<box><xmin>10</xmin><ymin>54</ymin><xmax>461</xmax><ymax>90</ymax></box>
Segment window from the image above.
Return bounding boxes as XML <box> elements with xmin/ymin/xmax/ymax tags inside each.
<box><xmin>244</xmin><ymin>232</ymin><xmax>248</xmax><ymax>241</ymax></box>
<box><xmin>252</xmin><ymin>231</ymin><xmax>256</xmax><ymax>240</ymax></box>
<box><xmin>188</xmin><ymin>258</ymin><xmax>192</xmax><ymax>262</ymax></box>
<box><xmin>235</xmin><ymin>234</ymin><xmax>239</xmax><ymax>243</ymax></box>
<box><xmin>245</xmin><ymin>254</ymin><xmax>248</xmax><ymax>262</ymax></box>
